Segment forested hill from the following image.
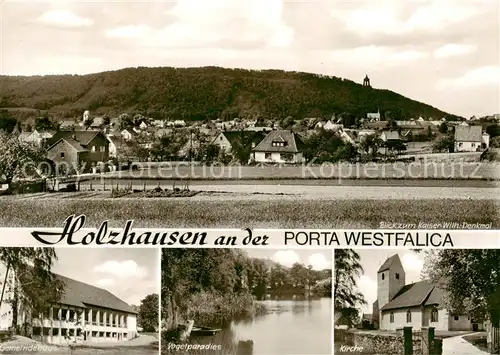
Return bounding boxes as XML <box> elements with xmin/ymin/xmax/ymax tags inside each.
<box><xmin>0</xmin><ymin>66</ymin><xmax>461</xmax><ymax>121</ymax></box>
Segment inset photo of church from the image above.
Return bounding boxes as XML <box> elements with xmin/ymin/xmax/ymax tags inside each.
<box><xmin>334</xmin><ymin>249</ymin><xmax>499</xmax><ymax>355</ymax></box>
<box><xmin>0</xmin><ymin>247</ymin><xmax>160</xmax><ymax>355</ymax></box>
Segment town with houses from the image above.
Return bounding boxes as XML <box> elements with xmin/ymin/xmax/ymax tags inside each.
<box><xmin>8</xmin><ymin>104</ymin><xmax>499</xmax><ymax>175</ymax></box>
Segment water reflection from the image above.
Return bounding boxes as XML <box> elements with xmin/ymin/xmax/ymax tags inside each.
<box><xmin>189</xmin><ymin>295</ymin><xmax>331</xmax><ymax>355</ymax></box>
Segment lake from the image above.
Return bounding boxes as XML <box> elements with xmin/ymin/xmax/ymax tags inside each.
<box><xmin>188</xmin><ymin>296</ymin><xmax>331</xmax><ymax>355</ymax></box>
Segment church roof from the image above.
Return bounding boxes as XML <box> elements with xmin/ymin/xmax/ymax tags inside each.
<box><xmin>377</xmin><ymin>254</ymin><xmax>401</xmax><ymax>273</ymax></box>
<box><xmin>381</xmin><ymin>280</ymin><xmax>442</xmax><ymax>311</ymax></box>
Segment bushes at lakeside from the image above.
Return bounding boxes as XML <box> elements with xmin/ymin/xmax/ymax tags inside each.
<box><xmin>187</xmin><ymin>291</ymin><xmax>266</xmax><ymax>326</ymax></box>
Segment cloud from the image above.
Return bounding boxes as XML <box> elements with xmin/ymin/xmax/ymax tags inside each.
<box><xmin>94</xmin><ymin>260</ymin><xmax>148</xmax><ymax>279</ymax></box>
<box><xmin>438</xmin><ymin>65</ymin><xmax>500</xmax><ymax>88</ymax></box>
<box><xmin>307</xmin><ymin>253</ymin><xmax>331</xmax><ymax>270</ymax></box>
<box><xmin>401</xmin><ymin>253</ymin><xmax>424</xmax><ymax>272</ymax></box>
<box><xmin>357</xmin><ymin>275</ymin><xmax>377</xmax><ymax>314</ymax></box>
<box><xmin>333</xmin><ymin>1</ymin><xmax>483</xmax><ymax>38</ymax></box>
<box><xmin>115</xmin><ymin>0</ymin><xmax>293</xmax><ymax>49</ymax></box>
<box><xmin>328</xmin><ymin>46</ymin><xmax>429</xmax><ymax>67</ymax></box>
<box><xmin>433</xmin><ymin>44</ymin><xmax>477</xmax><ymax>58</ymax></box>
<box><xmin>37</xmin><ymin>9</ymin><xmax>94</xmax><ymax>28</ymax></box>
<box><xmin>96</xmin><ymin>278</ymin><xmax>115</xmax><ymax>287</ymax></box>
<box><xmin>272</xmin><ymin>250</ymin><xmax>300</xmax><ymax>268</ymax></box>
<box><xmin>105</xmin><ymin>24</ymin><xmax>152</xmax><ymax>39</ymax></box>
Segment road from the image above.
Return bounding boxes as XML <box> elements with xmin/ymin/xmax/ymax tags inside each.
<box><xmin>442</xmin><ymin>333</ymin><xmax>488</xmax><ymax>355</ymax></box>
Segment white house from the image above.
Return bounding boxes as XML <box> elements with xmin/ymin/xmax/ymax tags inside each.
<box><xmin>18</xmin><ymin>129</ymin><xmax>56</xmax><ymax>147</ymax></box>
<box><xmin>318</xmin><ymin>120</ymin><xmax>343</xmax><ymax>131</ymax></box>
<box><xmin>174</xmin><ymin>120</ymin><xmax>186</xmax><ymax>127</ymax></box>
<box><xmin>367</xmin><ymin>111</ymin><xmax>381</xmax><ymax>121</ymax></box>
<box><xmin>454</xmin><ymin>125</ymin><xmax>489</xmax><ymax>152</ymax></box>
<box><xmin>106</xmin><ymin>135</ymin><xmax>123</xmax><ymax>158</ymax></box>
<box><xmin>252</xmin><ymin>130</ymin><xmax>305</xmax><ymax>164</ymax></box>
<box><xmin>139</xmin><ymin>121</ymin><xmax>148</xmax><ymax>130</ymax></box>
<box><xmin>373</xmin><ymin>254</ymin><xmax>484</xmax><ymax>332</ymax></box>
<box><xmin>380</xmin><ymin>131</ymin><xmax>401</xmax><ymax>142</ymax></box>
<box><xmin>0</xmin><ymin>262</ymin><xmax>138</xmax><ymax>344</ymax></box>
<box><xmin>121</xmin><ymin>129</ymin><xmax>133</xmax><ymax>141</ymax></box>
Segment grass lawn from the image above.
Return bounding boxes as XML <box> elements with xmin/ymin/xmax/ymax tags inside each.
<box><xmin>463</xmin><ymin>332</ymin><xmax>489</xmax><ymax>353</ymax></box>
<box><xmin>0</xmin><ymin>198</ymin><xmax>498</xmax><ymax>228</ymax></box>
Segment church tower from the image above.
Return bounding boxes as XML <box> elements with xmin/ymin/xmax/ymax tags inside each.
<box><xmin>376</xmin><ymin>254</ymin><xmax>405</xmax><ymax>324</ymax></box>
<box><xmin>363</xmin><ymin>74</ymin><xmax>371</xmax><ymax>87</ymax></box>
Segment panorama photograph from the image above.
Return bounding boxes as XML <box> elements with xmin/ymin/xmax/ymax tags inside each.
<box><xmin>161</xmin><ymin>249</ymin><xmax>332</xmax><ymax>355</ymax></box>
<box><xmin>334</xmin><ymin>249</ymin><xmax>500</xmax><ymax>355</ymax></box>
<box><xmin>0</xmin><ymin>0</ymin><xmax>499</xmax><ymax>228</ymax></box>
<box><xmin>0</xmin><ymin>247</ymin><xmax>160</xmax><ymax>355</ymax></box>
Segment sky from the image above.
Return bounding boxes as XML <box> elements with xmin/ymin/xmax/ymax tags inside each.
<box><xmin>352</xmin><ymin>249</ymin><xmax>425</xmax><ymax>314</ymax></box>
<box><xmin>246</xmin><ymin>249</ymin><xmax>332</xmax><ymax>270</ymax></box>
<box><xmin>1</xmin><ymin>0</ymin><xmax>499</xmax><ymax>117</ymax></box>
<box><xmin>51</xmin><ymin>248</ymin><xmax>160</xmax><ymax>306</ymax></box>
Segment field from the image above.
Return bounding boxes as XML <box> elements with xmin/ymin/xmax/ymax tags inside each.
<box><xmin>0</xmin><ymin>197</ymin><xmax>498</xmax><ymax>228</ymax></box>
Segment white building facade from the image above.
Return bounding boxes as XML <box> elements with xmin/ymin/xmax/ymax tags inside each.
<box><xmin>0</xmin><ymin>264</ymin><xmax>138</xmax><ymax>345</ymax></box>
<box><xmin>374</xmin><ymin>254</ymin><xmax>484</xmax><ymax>332</ymax></box>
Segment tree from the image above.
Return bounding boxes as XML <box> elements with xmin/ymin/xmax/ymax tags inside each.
<box><xmin>197</xmin><ymin>144</ymin><xmax>220</xmax><ymax>165</ymax></box>
<box><xmin>138</xmin><ymin>294</ymin><xmax>159</xmax><ymax>332</ymax></box>
<box><xmin>334</xmin><ymin>250</ymin><xmax>366</xmax><ymax>328</ymax></box>
<box><xmin>83</xmin><ymin>119</ymin><xmax>93</xmax><ymax>130</ymax></box>
<box><xmin>421</xmin><ymin>250</ymin><xmax>499</xmax><ymax>351</ymax></box>
<box><xmin>439</xmin><ymin>122</ymin><xmax>448</xmax><ymax>134</ymax></box>
<box><xmin>0</xmin><ymin>111</ymin><xmax>18</xmax><ymax>133</ymax></box>
<box><xmin>0</xmin><ymin>133</ymin><xmax>46</xmax><ymax>189</ymax></box>
<box><xmin>303</xmin><ymin>129</ymin><xmax>351</xmax><ymax>163</ymax></box>
<box><xmin>486</xmin><ymin>124</ymin><xmax>500</xmax><ymax>138</ymax></box>
<box><xmin>280</xmin><ymin>116</ymin><xmax>294</xmax><ymax>129</ymax></box>
<box><xmin>490</xmin><ymin>136</ymin><xmax>500</xmax><ymax>148</ymax></box>
<box><xmin>0</xmin><ymin>248</ymin><xmax>64</xmax><ymax>335</ymax></box>
<box><xmin>432</xmin><ymin>133</ymin><xmax>454</xmax><ymax>153</ymax></box>
<box><xmin>34</xmin><ymin>117</ymin><xmax>55</xmax><ymax>131</ymax></box>
<box><xmin>359</xmin><ymin>134</ymin><xmax>383</xmax><ymax>160</ymax></box>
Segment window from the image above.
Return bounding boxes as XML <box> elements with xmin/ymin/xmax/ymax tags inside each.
<box><xmin>459</xmin><ymin>142</ymin><xmax>463</xmax><ymax>147</ymax></box>
<box><xmin>406</xmin><ymin>310</ymin><xmax>412</xmax><ymax>323</ymax></box>
<box><xmin>381</xmin><ymin>273</ymin><xmax>385</xmax><ymax>280</ymax></box>
<box><xmin>454</xmin><ymin>315</ymin><xmax>459</xmax><ymax>321</ymax></box>
<box><xmin>396</xmin><ymin>273</ymin><xmax>400</xmax><ymax>280</ymax></box>
<box><xmin>431</xmin><ymin>307</ymin><xmax>438</xmax><ymax>322</ymax></box>
<box><xmin>100</xmin><ymin>146</ymin><xmax>105</xmax><ymax>152</ymax></box>
<box><xmin>91</xmin><ymin>146</ymin><xmax>96</xmax><ymax>152</ymax></box>
<box><xmin>272</xmin><ymin>141</ymin><xmax>287</xmax><ymax>147</ymax></box>
<box><xmin>471</xmin><ymin>143</ymin><xmax>475</xmax><ymax>147</ymax></box>
<box><xmin>265</xmin><ymin>153</ymin><xmax>272</xmax><ymax>160</ymax></box>
<box><xmin>220</xmin><ymin>136</ymin><xmax>223</xmax><ymax>140</ymax></box>
<box><xmin>390</xmin><ymin>312</ymin><xmax>394</xmax><ymax>323</ymax></box>
<box><xmin>60</xmin><ymin>152</ymin><xmax>65</xmax><ymax>158</ymax></box>
<box><xmin>281</xmin><ymin>153</ymin><xmax>294</xmax><ymax>162</ymax></box>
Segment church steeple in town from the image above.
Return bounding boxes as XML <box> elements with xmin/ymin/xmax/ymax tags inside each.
<box><xmin>363</xmin><ymin>74</ymin><xmax>371</xmax><ymax>87</ymax></box>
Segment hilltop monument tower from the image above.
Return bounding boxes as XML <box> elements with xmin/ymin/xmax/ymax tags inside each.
<box><xmin>363</xmin><ymin>75</ymin><xmax>371</xmax><ymax>87</ymax></box>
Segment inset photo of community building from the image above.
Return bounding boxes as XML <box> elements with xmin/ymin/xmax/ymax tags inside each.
<box><xmin>0</xmin><ymin>247</ymin><xmax>160</xmax><ymax>355</ymax></box>
<box><xmin>334</xmin><ymin>249</ymin><xmax>499</xmax><ymax>355</ymax></box>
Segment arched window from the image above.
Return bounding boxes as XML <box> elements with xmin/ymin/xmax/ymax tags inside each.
<box><xmin>406</xmin><ymin>309</ymin><xmax>412</xmax><ymax>323</ymax></box>
<box><xmin>382</xmin><ymin>273</ymin><xmax>385</xmax><ymax>280</ymax></box>
<box><xmin>390</xmin><ymin>312</ymin><xmax>394</xmax><ymax>323</ymax></box>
